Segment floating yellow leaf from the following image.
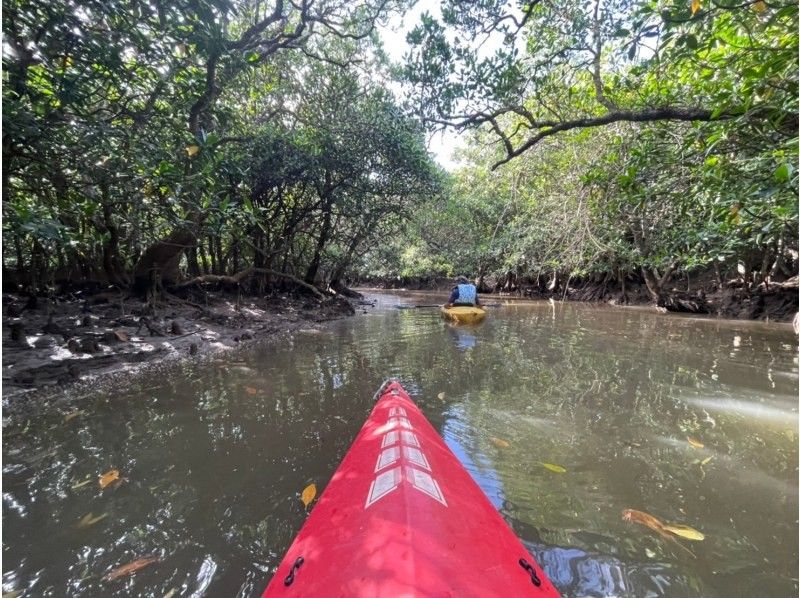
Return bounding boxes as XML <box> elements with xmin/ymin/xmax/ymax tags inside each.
<box><xmin>752</xmin><ymin>0</ymin><xmax>766</xmax><ymax>11</ymax></box>
<box><xmin>102</xmin><ymin>556</ymin><xmax>160</xmax><ymax>581</ymax></box>
<box><xmin>245</xmin><ymin>387</ymin><xmax>258</xmax><ymax>396</ymax></box>
<box><xmin>71</xmin><ymin>478</ymin><xmax>92</xmax><ymax>490</ymax></box>
<box><xmin>186</xmin><ymin>145</ymin><xmax>200</xmax><ymax>157</ymax></box>
<box><xmin>662</xmin><ymin>524</ymin><xmax>705</xmax><ymax>541</ymax></box>
<box><xmin>691</xmin><ymin>0</ymin><xmax>701</xmax><ymax>15</ymax></box>
<box><xmin>540</xmin><ymin>462</ymin><xmax>566</xmax><ymax>473</ymax></box>
<box><xmin>163</xmin><ymin>589</ymin><xmax>177</xmax><ymax>598</ymax></box>
<box><xmin>113</xmin><ymin>329</ymin><xmax>129</xmax><ymax>342</ymax></box>
<box><xmin>64</xmin><ymin>410</ymin><xmax>83</xmax><ymax>423</ymax></box>
<box><xmin>99</xmin><ymin>469</ymin><xmax>120</xmax><ymax>489</ymax></box>
<box><xmin>490</xmin><ymin>437</ymin><xmax>510</xmax><ymax>448</ymax></box>
<box><xmin>76</xmin><ymin>512</ymin><xmax>108</xmax><ymax>528</ymax></box>
<box><xmin>301</xmin><ymin>483</ymin><xmax>317</xmax><ymax>508</ymax></box>
<box><xmin>687</xmin><ymin>436</ymin><xmax>704</xmax><ymax>449</ymax></box>
<box><xmin>700</xmin><ymin>456</ymin><xmax>713</xmax><ymax>466</ymax></box>
<box><xmin>623</xmin><ymin>509</ymin><xmax>702</xmax><ymax>556</ymax></box>
<box><xmin>437</xmin><ymin>392</ymin><xmax>445</xmax><ymax>401</ymax></box>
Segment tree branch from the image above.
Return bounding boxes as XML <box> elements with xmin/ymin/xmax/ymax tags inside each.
<box><xmin>172</xmin><ymin>267</ymin><xmax>327</xmax><ymax>299</ymax></box>
<box><xmin>492</xmin><ymin>106</ymin><xmax>730</xmax><ymax>169</ymax></box>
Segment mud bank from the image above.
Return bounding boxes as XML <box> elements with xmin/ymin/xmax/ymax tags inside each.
<box><xmin>2</xmin><ymin>290</ymin><xmax>364</xmax><ymax>402</ymax></box>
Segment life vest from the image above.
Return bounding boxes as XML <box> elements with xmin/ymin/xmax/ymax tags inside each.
<box><xmin>456</xmin><ymin>283</ymin><xmax>477</xmax><ymax>305</ymax></box>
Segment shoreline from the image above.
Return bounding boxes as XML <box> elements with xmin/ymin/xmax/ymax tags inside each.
<box><xmin>354</xmin><ymin>274</ymin><xmax>799</xmax><ymax>324</ymax></box>
<box><xmin>3</xmin><ymin>284</ymin><xmax>795</xmax><ymax>412</ymax></box>
<box><xmin>2</xmin><ymin>291</ymin><xmax>363</xmax><ymax>406</ymax></box>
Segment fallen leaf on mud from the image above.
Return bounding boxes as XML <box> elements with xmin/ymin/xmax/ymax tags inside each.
<box><xmin>301</xmin><ymin>483</ymin><xmax>317</xmax><ymax>508</ymax></box>
<box><xmin>113</xmin><ymin>329</ymin><xmax>129</xmax><ymax>342</ymax></box>
<box><xmin>102</xmin><ymin>556</ymin><xmax>160</xmax><ymax>581</ymax></box>
<box><xmin>99</xmin><ymin>469</ymin><xmax>120</xmax><ymax>489</ymax></box>
<box><xmin>490</xmin><ymin>437</ymin><xmax>510</xmax><ymax>448</ymax></box>
<box><xmin>64</xmin><ymin>410</ymin><xmax>83</xmax><ymax>422</ymax></box>
<box><xmin>437</xmin><ymin>392</ymin><xmax>445</xmax><ymax>401</ymax></box>
<box><xmin>662</xmin><ymin>524</ymin><xmax>705</xmax><ymax>541</ymax></box>
<box><xmin>76</xmin><ymin>512</ymin><xmax>108</xmax><ymax>528</ymax></box>
<box><xmin>540</xmin><ymin>462</ymin><xmax>566</xmax><ymax>473</ymax></box>
<box><xmin>687</xmin><ymin>436</ymin><xmax>704</xmax><ymax>449</ymax></box>
<box><xmin>245</xmin><ymin>387</ymin><xmax>258</xmax><ymax>396</ymax></box>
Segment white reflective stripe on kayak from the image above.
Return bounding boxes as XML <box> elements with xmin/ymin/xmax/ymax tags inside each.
<box><xmin>375</xmin><ymin>417</ymin><xmax>413</xmax><ymax>434</ymax></box>
<box><xmin>365</xmin><ymin>467</ymin><xmax>402</xmax><ymax>508</ymax></box>
<box><xmin>405</xmin><ymin>466</ymin><xmax>447</xmax><ymax>506</ymax></box>
<box><xmin>402</xmin><ymin>446</ymin><xmax>430</xmax><ymax>470</ymax></box>
<box><xmin>401</xmin><ymin>431</ymin><xmax>419</xmax><ymax>447</ymax></box>
<box><xmin>375</xmin><ymin>446</ymin><xmax>400</xmax><ymax>472</ymax></box>
<box><xmin>381</xmin><ymin>431</ymin><xmax>399</xmax><ymax>447</ymax></box>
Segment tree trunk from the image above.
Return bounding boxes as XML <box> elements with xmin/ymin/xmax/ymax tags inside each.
<box><xmin>132</xmin><ymin>227</ymin><xmax>196</xmax><ymax>293</ymax></box>
<box><xmin>186</xmin><ymin>246</ymin><xmax>201</xmax><ymax>277</ymax></box>
<box><xmin>208</xmin><ymin>235</ymin><xmax>218</xmax><ymax>274</ymax></box>
<box><xmin>99</xmin><ymin>197</ymin><xmax>130</xmax><ymax>287</ymax></box>
<box><xmin>305</xmin><ymin>199</ymin><xmax>333</xmax><ymax>285</ymax></box>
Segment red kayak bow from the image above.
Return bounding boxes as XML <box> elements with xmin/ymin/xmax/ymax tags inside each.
<box><xmin>263</xmin><ymin>380</ymin><xmax>559</xmax><ymax>597</ymax></box>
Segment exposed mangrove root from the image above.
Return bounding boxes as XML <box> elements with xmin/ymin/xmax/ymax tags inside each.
<box><xmin>171</xmin><ymin>267</ymin><xmax>327</xmax><ymax>300</ymax></box>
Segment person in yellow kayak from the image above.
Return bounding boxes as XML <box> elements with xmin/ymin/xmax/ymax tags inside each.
<box><xmin>445</xmin><ymin>276</ymin><xmax>481</xmax><ymax>307</ymax></box>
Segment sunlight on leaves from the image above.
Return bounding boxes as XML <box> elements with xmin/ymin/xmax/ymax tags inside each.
<box><xmin>623</xmin><ymin>509</ymin><xmax>703</xmax><ymax>554</ymax></box>
<box><xmin>64</xmin><ymin>410</ymin><xmax>83</xmax><ymax>423</ymax></box>
<box><xmin>71</xmin><ymin>478</ymin><xmax>92</xmax><ymax>490</ymax></box>
<box><xmin>663</xmin><ymin>524</ymin><xmax>705</xmax><ymax>541</ymax></box>
<box><xmin>301</xmin><ymin>483</ymin><xmax>317</xmax><ymax>508</ymax></box>
<box><xmin>99</xmin><ymin>469</ymin><xmax>120</xmax><ymax>489</ymax></box>
<box><xmin>76</xmin><ymin>512</ymin><xmax>108</xmax><ymax>528</ymax></box>
<box><xmin>102</xmin><ymin>556</ymin><xmax>160</xmax><ymax>581</ymax></box>
<box><xmin>540</xmin><ymin>462</ymin><xmax>566</xmax><ymax>473</ymax></box>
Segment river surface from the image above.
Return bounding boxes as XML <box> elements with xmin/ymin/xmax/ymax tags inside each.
<box><xmin>3</xmin><ymin>293</ymin><xmax>798</xmax><ymax>597</ymax></box>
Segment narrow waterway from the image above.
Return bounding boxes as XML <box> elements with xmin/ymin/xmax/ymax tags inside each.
<box><xmin>3</xmin><ymin>294</ymin><xmax>798</xmax><ymax>597</ymax></box>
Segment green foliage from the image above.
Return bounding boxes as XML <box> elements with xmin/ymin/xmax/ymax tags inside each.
<box><xmin>2</xmin><ymin>0</ymin><xmax>438</xmax><ymax>290</ymax></box>
<box><xmin>373</xmin><ymin>0</ymin><xmax>798</xmax><ymax>292</ymax></box>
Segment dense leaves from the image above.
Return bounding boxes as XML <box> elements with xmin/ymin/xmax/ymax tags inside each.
<box><xmin>2</xmin><ymin>0</ymin><xmax>439</xmax><ymax>293</ymax></box>
<box><xmin>362</xmin><ymin>0</ymin><xmax>797</xmax><ymax>297</ymax></box>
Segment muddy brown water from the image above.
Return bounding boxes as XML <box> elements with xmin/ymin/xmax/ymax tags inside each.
<box><xmin>3</xmin><ymin>293</ymin><xmax>798</xmax><ymax>597</ymax></box>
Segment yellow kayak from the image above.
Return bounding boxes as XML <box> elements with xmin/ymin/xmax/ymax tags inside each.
<box><xmin>440</xmin><ymin>305</ymin><xmax>487</xmax><ymax>324</ymax></box>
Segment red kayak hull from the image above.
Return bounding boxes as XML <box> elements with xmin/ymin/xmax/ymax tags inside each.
<box><xmin>263</xmin><ymin>380</ymin><xmax>559</xmax><ymax>597</ymax></box>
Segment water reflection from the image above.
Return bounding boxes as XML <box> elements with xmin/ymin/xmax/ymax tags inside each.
<box><xmin>2</xmin><ymin>295</ymin><xmax>797</xmax><ymax>596</ymax></box>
